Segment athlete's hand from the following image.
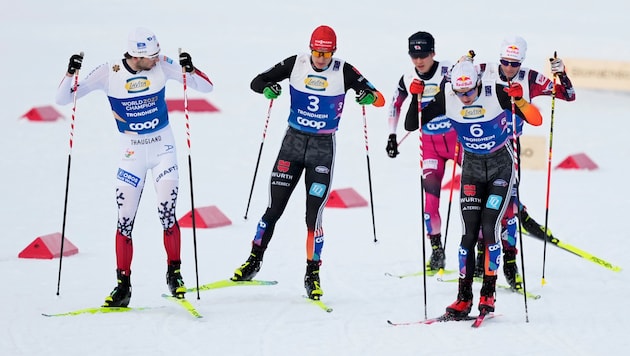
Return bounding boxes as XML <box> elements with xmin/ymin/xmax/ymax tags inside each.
<box><xmin>356</xmin><ymin>89</ymin><xmax>376</xmax><ymax>105</ymax></box>
<box><xmin>504</xmin><ymin>82</ymin><xmax>523</xmax><ymax>100</ymax></box>
<box><xmin>67</xmin><ymin>54</ymin><xmax>83</xmax><ymax>75</ymax></box>
<box><xmin>550</xmin><ymin>57</ymin><xmax>565</xmax><ymax>75</ymax></box>
<box><xmin>386</xmin><ymin>134</ymin><xmax>399</xmax><ymax>158</ymax></box>
<box><xmin>409</xmin><ymin>79</ymin><xmax>425</xmax><ymax>95</ymax></box>
<box><xmin>179</xmin><ymin>52</ymin><xmax>194</xmax><ymax>73</ymax></box>
<box><xmin>372</xmin><ymin>91</ymin><xmax>385</xmax><ymax>107</ymax></box>
<box><xmin>263</xmin><ymin>83</ymin><xmax>282</xmax><ymax>99</ymax></box>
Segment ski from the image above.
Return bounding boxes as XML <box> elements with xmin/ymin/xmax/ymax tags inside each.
<box><xmin>186</xmin><ymin>279</ymin><xmax>278</xmax><ymax>292</ymax></box>
<box><xmin>303</xmin><ymin>295</ymin><xmax>333</xmax><ymax>313</ymax></box>
<box><xmin>42</xmin><ymin>306</ymin><xmax>153</xmax><ymax>317</ymax></box>
<box><xmin>388</xmin><ymin>313</ymin><xmax>499</xmax><ymax>326</ymax></box>
<box><xmin>521</xmin><ymin>229</ymin><xmax>622</xmax><ymax>272</ymax></box>
<box><xmin>387</xmin><ymin>313</ymin><xmax>475</xmax><ymax>326</ymax></box>
<box><xmin>385</xmin><ymin>268</ymin><xmax>455</xmax><ymax>279</ymax></box>
<box><xmin>441</xmin><ymin>277</ymin><xmax>541</xmax><ymax>300</ymax></box>
<box><xmin>496</xmin><ymin>283</ymin><xmax>541</xmax><ymax>300</ymax></box>
<box><xmin>471</xmin><ymin>312</ymin><xmax>496</xmax><ymax>328</ymax></box>
<box><xmin>161</xmin><ymin>294</ymin><xmax>203</xmax><ymax>318</ymax></box>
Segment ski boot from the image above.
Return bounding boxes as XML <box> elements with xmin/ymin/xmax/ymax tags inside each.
<box><xmin>103</xmin><ymin>269</ymin><xmax>132</xmax><ymax>307</ymax></box>
<box><xmin>503</xmin><ymin>250</ymin><xmax>522</xmax><ymax>290</ymax></box>
<box><xmin>166</xmin><ymin>261</ymin><xmax>186</xmax><ymax>298</ymax></box>
<box><xmin>479</xmin><ymin>275</ymin><xmax>497</xmax><ymax>314</ymax></box>
<box><xmin>231</xmin><ymin>248</ymin><xmax>264</xmax><ymax>281</ymax></box>
<box><xmin>427</xmin><ymin>234</ymin><xmax>445</xmax><ymax>271</ymax></box>
<box><xmin>304</xmin><ymin>260</ymin><xmax>323</xmax><ymax>300</ymax></box>
<box><xmin>520</xmin><ymin>209</ymin><xmax>553</xmax><ymax>240</ymax></box>
<box><xmin>445</xmin><ymin>278</ymin><xmax>473</xmax><ymax>318</ymax></box>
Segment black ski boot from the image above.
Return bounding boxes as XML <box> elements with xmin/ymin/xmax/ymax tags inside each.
<box><xmin>520</xmin><ymin>209</ymin><xmax>553</xmax><ymax>240</ymax></box>
<box><xmin>231</xmin><ymin>248</ymin><xmax>264</xmax><ymax>281</ymax></box>
<box><xmin>103</xmin><ymin>269</ymin><xmax>132</xmax><ymax>307</ymax></box>
<box><xmin>304</xmin><ymin>260</ymin><xmax>323</xmax><ymax>300</ymax></box>
<box><xmin>427</xmin><ymin>234</ymin><xmax>445</xmax><ymax>271</ymax></box>
<box><xmin>166</xmin><ymin>261</ymin><xmax>186</xmax><ymax>298</ymax></box>
<box><xmin>503</xmin><ymin>250</ymin><xmax>522</xmax><ymax>290</ymax></box>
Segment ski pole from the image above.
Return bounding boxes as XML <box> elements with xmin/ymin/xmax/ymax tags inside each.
<box><xmin>361</xmin><ymin>105</ymin><xmax>378</xmax><ymax>244</ymax></box>
<box><xmin>56</xmin><ymin>51</ymin><xmax>83</xmax><ymax>296</ymax></box>
<box><xmin>508</xmin><ymin>79</ymin><xmax>529</xmax><ymax>322</ymax></box>
<box><xmin>243</xmin><ymin>99</ymin><xmax>273</xmax><ymax>220</ymax></box>
<box><xmin>397</xmin><ymin>131</ymin><xmax>412</xmax><ymax>146</ymax></box>
<box><xmin>442</xmin><ymin>141</ymin><xmax>459</xmax><ymax>252</ymax></box>
<box><xmin>415</xmin><ymin>93</ymin><xmax>428</xmax><ymax>320</ymax></box>
<box><xmin>179</xmin><ymin>48</ymin><xmax>200</xmax><ymax>299</ymax></box>
<box><xmin>541</xmin><ymin>51</ymin><xmax>558</xmax><ymax>286</ymax></box>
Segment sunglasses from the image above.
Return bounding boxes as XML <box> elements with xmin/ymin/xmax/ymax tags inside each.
<box><xmin>500</xmin><ymin>59</ymin><xmax>521</xmax><ymax>67</ymax></box>
<box><xmin>453</xmin><ymin>87</ymin><xmax>477</xmax><ymax>97</ymax></box>
<box><xmin>311</xmin><ymin>50</ymin><xmax>333</xmax><ymax>58</ymax></box>
<box><xmin>410</xmin><ymin>52</ymin><xmax>431</xmax><ymax>59</ymax></box>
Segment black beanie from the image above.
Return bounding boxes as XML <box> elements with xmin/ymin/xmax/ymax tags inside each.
<box><xmin>408</xmin><ymin>31</ymin><xmax>435</xmax><ymax>55</ymax></box>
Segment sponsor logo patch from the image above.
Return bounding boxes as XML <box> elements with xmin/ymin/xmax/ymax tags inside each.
<box><xmin>117</xmin><ymin>168</ymin><xmax>141</xmax><ymax>187</ymax></box>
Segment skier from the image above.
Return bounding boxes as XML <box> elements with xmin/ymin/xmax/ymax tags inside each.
<box><xmin>474</xmin><ymin>35</ymin><xmax>576</xmax><ymax>290</ymax></box>
<box><xmin>385</xmin><ymin>31</ymin><xmax>459</xmax><ymax>273</ymax></box>
<box><xmin>406</xmin><ymin>58</ymin><xmax>542</xmax><ymax>317</ymax></box>
<box><xmin>55</xmin><ymin>27</ymin><xmax>214</xmax><ymax>307</ymax></box>
<box><xmin>230</xmin><ymin>25</ymin><xmax>384</xmax><ymax>301</ymax></box>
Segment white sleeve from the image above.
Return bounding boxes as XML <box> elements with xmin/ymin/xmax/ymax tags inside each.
<box><xmin>161</xmin><ymin>56</ymin><xmax>214</xmax><ymax>93</ymax></box>
<box><xmin>55</xmin><ymin>63</ymin><xmax>109</xmax><ymax>105</ymax></box>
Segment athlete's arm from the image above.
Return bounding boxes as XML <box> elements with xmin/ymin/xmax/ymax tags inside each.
<box><xmin>55</xmin><ymin>62</ymin><xmax>109</xmax><ymax>105</ymax></box>
<box><xmin>527</xmin><ymin>69</ymin><xmax>575</xmax><ymax>101</ymax></box>
<box><xmin>388</xmin><ymin>76</ymin><xmax>408</xmax><ymax>133</ymax></box>
<box><xmin>342</xmin><ymin>62</ymin><xmax>384</xmax><ymax>106</ymax></box>
<box><xmin>250</xmin><ymin>55</ymin><xmax>297</xmax><ymax>93</ymax></box>
<box><xmin>161</xmin><ymin>56</ymin><xmax>213</xmax><ymax>93</ymax></box>
<box><xmin>497</xmin><ymin>84</ymin><xmax>542</xmax><ymax>126</ymax></box>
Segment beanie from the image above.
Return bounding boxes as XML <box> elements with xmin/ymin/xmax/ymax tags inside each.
<box><xmin>408</xmin><ymin>31</ymin><xmax>434</xmax><ymax>55</ymax></box>
<box><xmin>451</xmin><ymin>61</ymin><xmax>478</xmax><ymax>91</ymax></box>
<box><xmin>499</xmin><ymin>35</ymin><xmax>527</xmax><ymax>61</ymax></box>
<box><xmin>310</xmin><ymin>25</ymin><xmax>337</xmax><ymax>52</ymax></box>
<box><xmin>128</xmin><ymin>27</ymin><xmax>160</xmax><ymax>58</ymax></box>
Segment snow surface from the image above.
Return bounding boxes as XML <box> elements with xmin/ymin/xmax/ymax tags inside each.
<box><xmin>1</xmin><ymin>0</ymin><xmax>628</xmax><ymax>355</ymax></box>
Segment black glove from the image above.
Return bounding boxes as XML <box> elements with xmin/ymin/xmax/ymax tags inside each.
<box><xmin>179</xmin><ymin>52</ymin><xmax>194</xmax><ymax>73</ymax></box>
<box><xmin>67</xmin><ymin>54</ymin><xmax>83</xmax><ymax>75</ymax></box>
<box><xmin>386</xmin><ymin>134</ymin><xmax>399</xmax><ymax>158</ymax></box>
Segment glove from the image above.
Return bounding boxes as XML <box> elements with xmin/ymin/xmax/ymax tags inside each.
<box><xmin>386</xmin><ymin>134</ymin><xmax>399</xmax><ymax>158</ymax></box>
<box><xmin>263</xmin><ymin>83</ymin><xmax>282</xmax><ymax>99</ymax></box>
<box><xmin>67</xmin><ymin>54</ymin><xmax>83</xmax><ymax>75</ymax></box>
<box><xmin>503</xmin><ymin>82</ymin><xmax>523</xmax><ymax>100</ymax></box>
<box><xmin>373</xmin><ymin>90</ymin><xmax>385</xmax><ymax>107</ymax></box>
<box><xmin>409</xmin><ymin>79</ymin><xmax>425</xmax><ymax>95</ymax></box>
<box><xmin>356</xmin><ymin>89</ymin><xmax>376</xmax><ymax>105</ymax></box>
<box><xmin>179</xmin><ymin>52</ymin><xmax>194</xmax><ymax>73</ymax></box>
<box><xmin>550</xmin><ymin>57</ymin><xmax>565</xmax><ymax>75</ymax></box>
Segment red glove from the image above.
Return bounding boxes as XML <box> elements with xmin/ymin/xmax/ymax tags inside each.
<box><xmin>503</xmin><ymin>82</ymin><xmax>523</xmax><ymax>99</ymax></box>
<box><xmin>409</xmin><ymin>79</ymin><xmax>425</xmax><ymax>95</ymax></box>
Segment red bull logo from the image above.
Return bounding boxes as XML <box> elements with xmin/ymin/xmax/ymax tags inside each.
<box><xmin>505</xmin><ymin>45</ymin><xmax>521</xmax><ymax>58</ymax></box>
<box><xmin>455</xmin><ymin>75</ymin><xmax>473</xmax><ymax>88</ymax></box>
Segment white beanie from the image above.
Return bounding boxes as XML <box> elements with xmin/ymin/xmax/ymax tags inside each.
<box><xmin>499</xmin><ymin>35</ymin><xmax>527</xmax><ymax>61</ymax></box>
<box><xmin>451</xmin><ymin>61</ymin><xmax>478</xmax><ymax>91</ymax></box>
<box><xmin>127</xmin><ymin>27</ymin><xmax>160</xmax><ymax>57</ymax></box>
